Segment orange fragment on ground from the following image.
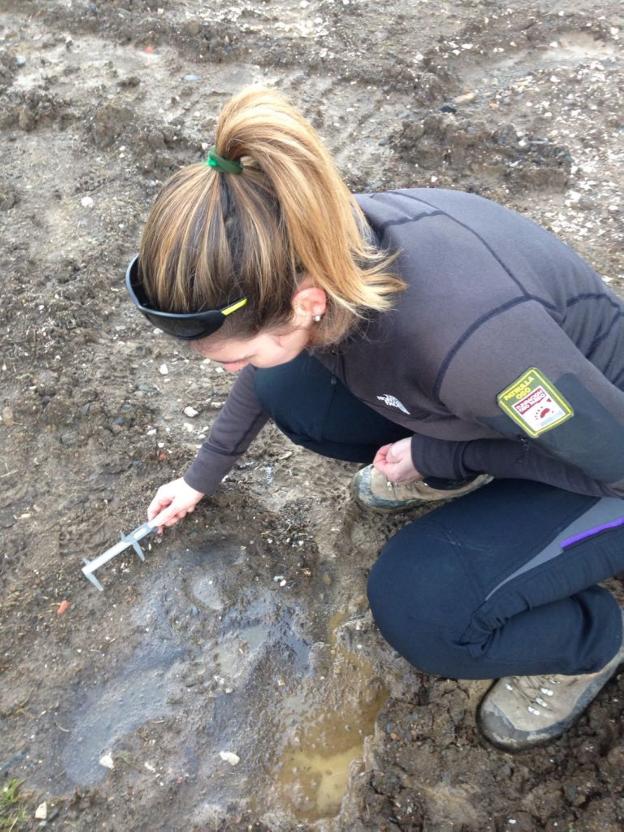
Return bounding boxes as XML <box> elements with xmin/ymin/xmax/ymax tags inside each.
<box><xmin>57</xmin><ymin>600</ymin><xmax>70</xmax><ymax>615</ymax></box>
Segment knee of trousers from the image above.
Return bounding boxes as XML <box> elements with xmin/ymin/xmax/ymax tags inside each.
<box><xmin>367</xmin><ymin>528</ymin><xmax>482</xmax><ymax>677</ymax></box>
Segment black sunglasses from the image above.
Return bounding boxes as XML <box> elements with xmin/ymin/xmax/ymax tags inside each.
<box><xmin>125</xmin><ymin>254</ymin><xmax>247</xmax><ymax>341</ymax></box>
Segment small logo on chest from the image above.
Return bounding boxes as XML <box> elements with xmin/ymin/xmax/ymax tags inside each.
<box><xmin>376</xmin><ymin>394</ymin><xmax>410</xmax><ymax>415</ymax></box>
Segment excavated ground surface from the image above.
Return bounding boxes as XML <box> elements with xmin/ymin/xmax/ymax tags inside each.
<box><xmin>1</xmin><ymin>0</ymin><xmax>624</xmax><ymax>829</ymax></box>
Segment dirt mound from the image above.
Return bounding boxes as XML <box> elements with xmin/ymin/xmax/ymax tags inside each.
<box><xmin>390</xmin><ymin>114</ymin><xmax>572</xmax><ymax>191</ymax></box>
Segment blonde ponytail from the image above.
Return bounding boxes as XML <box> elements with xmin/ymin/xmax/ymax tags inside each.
<box><xmin>139</xmin><ymin>86</ymin><xmax>404</xmax><ymax>346</ymax></box>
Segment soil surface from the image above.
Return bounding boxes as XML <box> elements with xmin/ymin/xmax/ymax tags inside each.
<box><xmin>1</xmin><ymin>1</ymin><xmax>624</xmax><ymax>830</ymax></box>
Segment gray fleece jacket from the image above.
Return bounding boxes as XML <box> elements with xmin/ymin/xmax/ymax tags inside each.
<box><xmin>183</xmin><ymin>188</ymin><xmax>624</xmax><ymax>499</ymax></box>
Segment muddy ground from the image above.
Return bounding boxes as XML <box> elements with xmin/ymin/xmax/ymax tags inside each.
<box><xmin>1</xmin><ymin>0</ymin><xmax>624</xmax><ymax>830</ymax></box>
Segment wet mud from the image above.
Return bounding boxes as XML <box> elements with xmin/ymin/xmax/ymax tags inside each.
<box><xmin>1</xmin><ymin>0</ymin><xmax>624</xmax><ymax>830</ymax></box>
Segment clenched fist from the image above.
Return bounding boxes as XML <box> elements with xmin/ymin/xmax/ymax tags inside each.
<box><xmin>373</xmin><ymin>437</ymin><xmax>422</xmax><ymax>484</ymax></box>
<box><xmin>148</xmin><ymin>477</ymin><xmax>204</xmax><ymax>531</ymax></box>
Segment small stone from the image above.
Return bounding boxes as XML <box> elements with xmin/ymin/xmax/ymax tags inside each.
<box><xmin>183</xmin><ymin>406</ymin><xmax>198</xmax><ymax>418</ymax></box>
<box><xmin>144</xmin><ymin>761</ymin><xmax>156</xmax><ymax>772</ymax></box>
<box><xmin>219</xmin><ymin>750</ymin><xmax>240</xmax><ymax>766</ymax></box>
<box><xmin>183</xmin><ymin>73</ymin><xmax>200</xmax><ymax>81</ymax></box>
<box><xmin>185</xmin><ymin>20</ymin><xmax>201</xmax><ymax>36</ymax></box>
<box><xmin>99</xmin><ymin>753</ymin><xmax>114</xmax><ymax>769</ymax></box>
<box><xmin>454</xmin><ymin>92</ymin><xmax>476</xmax><ymax>104</ymax></box>
<box><xmin>1</xmin><ymin>406</ymin><xmax>14</xmax><ymax>427</ymax></box>
<box><xmin>16</xmin><ymin>55</ymin><xmax>27</xmax><ymax>67</ymax></box>
<box><xmin>80</xmin><ymin>196</ymin><xmax>94</xmax><ymax>208</ymax></box>
<box><xmin>159</xmin><ymin>363</ymin><xmax>169</xmax><ymax>375</ymax></box>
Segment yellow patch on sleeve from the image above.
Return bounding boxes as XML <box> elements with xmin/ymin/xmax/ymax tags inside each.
<box><xmin>497</xmin><ymin>368</ymin><xmax>574</xmax><ymax>438</ymax></box>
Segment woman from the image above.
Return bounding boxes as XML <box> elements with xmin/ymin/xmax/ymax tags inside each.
<box><xmin>126</xmin><ymin>86</ymin><xmax>624</xmax><ymax>751</ymax></box>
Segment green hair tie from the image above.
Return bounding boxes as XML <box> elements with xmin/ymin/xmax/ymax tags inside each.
<box><xmin>205</xmin><ymin>145</ymin><xmax>243</xmax><ymax>174</ymax></box>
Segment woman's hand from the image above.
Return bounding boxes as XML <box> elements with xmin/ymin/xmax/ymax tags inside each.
<box><xmin>148</xmin><ymin>477</ymin><xmax>204</xmax><ymax>531</ymax></box>
<box><xmin>373</xmin><ymin>437</ymin><xmax>422</xmax><ymax>484</ymax></box>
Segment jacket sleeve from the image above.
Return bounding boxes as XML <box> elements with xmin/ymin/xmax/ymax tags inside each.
<box><xmin>418</xmin><ymin>299</ymin><xmax>624</xmax><ymax>497</ymax></box>
<box><xmin>183</xmin><ymin>365</ymin><xmax>269</xmax><ymax>495</ymax></box>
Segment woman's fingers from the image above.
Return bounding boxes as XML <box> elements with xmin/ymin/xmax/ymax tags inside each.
<box><xmin>147</xmin><ymin>478</ymin><xmax>205</xmax><ymax>532</ymax></box>
<box><xmin>149</xmin><ymin>503</ymin><xmax>177</xmax><ymax>532</ymax></box>
<box><xmin>148</xmin><ymin>495</ymin><xmax>170</xmax><ymax>521</ymax></box>
<box><xmin>373</xmin><ymin>443</ymin><xmax>393</xmax><ymax>468</ymax></box>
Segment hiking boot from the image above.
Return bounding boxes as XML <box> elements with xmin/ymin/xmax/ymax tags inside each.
<box><xmin>478</xmin><ymin>615</ymin><xmax>624</xmax><ymax>751</ymax></box>
<box><xmin>350</xmin><ymin>465</ymin><xmax>493</xmax><ymax>512</ymax></box>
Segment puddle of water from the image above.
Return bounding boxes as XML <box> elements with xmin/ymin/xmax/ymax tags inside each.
<box><xmin>263</xmin><ymin>615</ymin><xmax>389</xmax><ymax>823</ymax></box>
<box><xmin>61</xmin><ymin>646</ymin><xmax>183</xmax><ymax>786</ymax></box>
<box><xmin>54</xmin><ymin>542</ymin><xmax>246</xmax><ymax>788</ymax></box>
<box><xmin>274</xmin><ymin>683</ymin><xmax>388</xmax><ymax>822</ymax></box>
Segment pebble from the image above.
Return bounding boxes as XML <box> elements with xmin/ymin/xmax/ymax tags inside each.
<box><xmin>183</xmin><ymin>74</ymin><xmax>200</xmax><ymax>82</ymax></box>
<box><xmin>80</xmin><ymin>196</ymin><xmax>94</xmax><ymax>208</ymax></box>
<box><xmin>1</xmin><ymin>406</ymin><xmax>14</xmax><ymax>427</ymax></box>
<box><xmin>219</xmin><ymin>750</ymin><xmax>240</xmax><ymax>766</ymax></box>
<box><xmin>98</xmin><ymin>753</ymin><xmax>114</xmax><ymax>769</ymax></box>
<box><xmin>35</xmin><ymin>802</ymin><xmax>47</xmax><ymax>820</ymax></box>
<box><xmin>454</xmin><ymin>91</ymin><xmax>476</xmax><ymax>104</ymax></box>
<box><xmin>159</xmin><ymin>363</ymin><xmax>169</xmax><ymax>375</ymax></box>
<box><xmin>15</xmin><ymin>55</ymin><xmax>26</xmax><ymax>67</ymax></box>
<box><xmin>183</xmin><ymin>406</ymin><xmax>198</xmax><ymax>418</ymax></box>
<box><xmin>185</xmin><ymin>20</ymin><xmax>201</xmax><ymax>36</ymax></box>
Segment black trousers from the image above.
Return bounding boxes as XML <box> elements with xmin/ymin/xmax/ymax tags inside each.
<box><xmin>255</xmin><ymin>353</ymin><xmax>624</xmax><ymax>679</ymax></box>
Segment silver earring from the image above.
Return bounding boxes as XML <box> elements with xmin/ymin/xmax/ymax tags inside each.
<box><xmin>313</xmin><ymin>314</ymin><xmax>322</xmax><ymax>322</ymax></box>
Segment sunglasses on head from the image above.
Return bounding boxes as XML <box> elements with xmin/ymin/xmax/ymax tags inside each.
<box><xmin>125</xmin><ymin>254</ymin><xmax>248</xmax><ymax>341</ymax></box>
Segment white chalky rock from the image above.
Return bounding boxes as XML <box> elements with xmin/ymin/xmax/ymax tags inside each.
<box><xmin>184</xmin><ymin>406</ymin><xmax>198</xmax><ymax>418</ymax></box>
<box><xmin>80</xmin><ymin>196</ymin><xmax>94</xmax><ymax>208</ymax></box>
<box><xmin>159</xmin><ymin>364</ymin><xmax>169</xmax><ymax>375</ymax></box>
<box><xmin>219</xmin><ymin>751</ymin><xmax>240</xmax><ymax>766</ymax></box>
<box><xmin>99</xmin><ymin>753</ymin><xmax>114</xmax><ymax>769</ymax></box>
<box><xmin>35</xmin><ymin>802</ymin><xmax>47</xmax><ymax>820</ymax></box>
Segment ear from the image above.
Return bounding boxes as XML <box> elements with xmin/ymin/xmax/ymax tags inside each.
<box><xmin>291</xmin><ymin>285</ymin><xmax>327</xmax><ymax>322</ymax></box>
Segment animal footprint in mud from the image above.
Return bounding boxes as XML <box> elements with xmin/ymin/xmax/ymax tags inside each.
<box><xmin>59</xmin><ymin>521</ymin><xmax>110</xmax><ymax>558</ymax></box>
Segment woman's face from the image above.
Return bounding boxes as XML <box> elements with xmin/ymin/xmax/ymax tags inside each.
<box><xmin>191</xmin><ymin>281</ymin><xmax>327</xmax><ymax>373</ymax></box>
<box><xmin>191</xmin><ymin>325</ymin><xmax>314</xmax><ymax>372</ymax></box>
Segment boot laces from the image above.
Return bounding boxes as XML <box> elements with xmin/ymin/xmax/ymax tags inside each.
<box><xmin>385</xmin><ymin>477</ymin><xmax>419</xmax><ymax>498</ymax></box>
<box><xmin>504</xmin><ymin>674</ymin><xmax>562</xmax><ymax>716</ymax></box>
